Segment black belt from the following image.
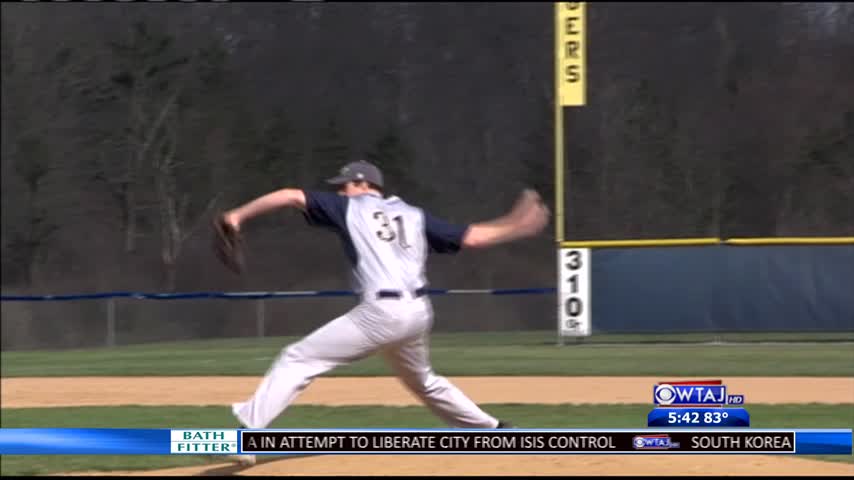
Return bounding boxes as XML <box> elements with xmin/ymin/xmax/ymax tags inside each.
<box><xmin>376</xmin><ymin>288</ymin><xmax>428</xmax><ymax>299</ymax></box>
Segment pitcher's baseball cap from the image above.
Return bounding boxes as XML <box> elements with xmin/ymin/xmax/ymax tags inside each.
<box><xmin>326</xmin><ymin>160</ymin><xmax>384</xmax><ymax>188</ymax></box>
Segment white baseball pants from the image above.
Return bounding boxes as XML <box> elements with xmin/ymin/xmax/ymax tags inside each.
<box><xmin>232</xmin><ymin>295</ymin><xmax>499</xmax><ymax>429</ymax></box>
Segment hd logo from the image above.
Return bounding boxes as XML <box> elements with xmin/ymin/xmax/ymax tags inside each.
<box><xmin>653</xmin><ymin>380</ymin><xmax>744</xmax><ymax>406</ymax></box>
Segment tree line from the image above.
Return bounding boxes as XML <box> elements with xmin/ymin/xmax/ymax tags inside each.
<box><xmin>1</xmin><ymin>3</ymin><xmax>852</xmax><ymax>348</ymax></box>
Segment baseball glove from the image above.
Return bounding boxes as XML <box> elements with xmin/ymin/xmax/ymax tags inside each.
<box><xmin>212</xmin><ymin>213</ymin><xmax>245</xmax><ymax>274</ymax></box>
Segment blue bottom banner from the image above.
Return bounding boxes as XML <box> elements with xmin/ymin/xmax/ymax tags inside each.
<box><xmin>0</xmin><ymin>428</ymin><xmax>850</xmax><ymax>455</ymax></box>
<box><xmin>0</xmin><ymin>428</ymin><xmax>172</xmax><ymax>455</ymax></box>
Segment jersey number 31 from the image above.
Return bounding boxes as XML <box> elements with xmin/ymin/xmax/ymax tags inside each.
<box><xmin>373</xmin><ymin>211</ymin><xmax>410</xmax><ymax>248</ymax></box>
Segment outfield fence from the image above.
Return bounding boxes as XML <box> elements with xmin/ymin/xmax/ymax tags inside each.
<box><xmin>2</xmin><ymin>242</ymin><xmax>852</xmax><ymax>351</ymax></box>
<box><xmin>0</xmin><ymin>288</ymin><xmax>556</xmax><ymax>349</ymax></box>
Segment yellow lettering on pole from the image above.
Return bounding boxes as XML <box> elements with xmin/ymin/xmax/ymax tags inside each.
<box><xmin>555</xmin><ymin>2</ymin><xmax>586</xmax><ymax>106</ymax></box>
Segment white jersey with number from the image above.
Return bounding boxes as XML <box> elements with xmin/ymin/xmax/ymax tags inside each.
<box><xmin>302</xmin><ymin>190</ymin><xmax>468</xmax><ymax>296</ymax></box>
<box><xmin>345</xmin><ymin>194</ymin><xmax>428</xmax><ymax>294</ymax></box>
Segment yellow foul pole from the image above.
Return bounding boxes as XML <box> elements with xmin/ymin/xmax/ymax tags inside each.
<box><xmin>554</xmin><ymin>3</ymin><xmax>565</xmax><ymax>243</ymax></box>
<box><xmin>554</xmin><ymin>2</ymin><xmax>586</xmax><ymax>244</ymax></box>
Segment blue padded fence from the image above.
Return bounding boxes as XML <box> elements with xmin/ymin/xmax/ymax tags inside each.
<box><xmin>0</xmin><ymin>288</ymin><xmax>557</xmax><ymax>302</ymax></box>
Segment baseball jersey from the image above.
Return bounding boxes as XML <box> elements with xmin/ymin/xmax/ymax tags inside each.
<box><xmin>302</xmin><ymin>190</ymin><xmax>468</xmax><ymax>295</ymax></box>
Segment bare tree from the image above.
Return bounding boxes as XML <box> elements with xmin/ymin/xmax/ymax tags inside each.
<box><xmin>82</xmin><ymin>18</ymin><xmax>230</xmax><ymax>289</ymax></box>
<box><xmin>153</xmin><ymin>111</ymin><xmax>222</xmax><ymax>290</ymax></box>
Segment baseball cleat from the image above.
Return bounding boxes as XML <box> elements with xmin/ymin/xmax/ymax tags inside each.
<box><xmin>496</xmin><ymin>420</ymin><xmax>515</xmax><ymax>429</ymax></box>
<box><xmin>227</xmin><ymin>454</ymin><xmax>257</xmax><ymax>466</ymax></box>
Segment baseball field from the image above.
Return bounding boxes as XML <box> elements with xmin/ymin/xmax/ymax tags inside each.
<box><xmin>2</xmin><ymin>331</ymin><xmax>853</xmax><ymax>476</ymax></box>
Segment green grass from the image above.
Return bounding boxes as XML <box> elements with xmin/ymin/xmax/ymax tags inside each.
<box><xmin>2</xmin><ymin>331</ymin><xmax>853</xmax><ymax>377</ymax></box>
<box><xmin>1</xmin><ymin>404</ymin><xmax>851</xmax><ymax>475</ymax></box>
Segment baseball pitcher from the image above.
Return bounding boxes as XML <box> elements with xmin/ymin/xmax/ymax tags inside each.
<box><xmin>213</xmin><ymin>160</ymin><xmax>550</xmax><ymax>466</ymax></box>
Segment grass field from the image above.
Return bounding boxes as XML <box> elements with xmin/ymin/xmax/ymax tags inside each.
<box><xmin>2</xmin><ymin>404</ymin><xmax>852</xmax><ymax>475</ymax></box>
<box><xmin>3</xmin><ymin>331</ymin><xmax>853</xmax><ymax>377</ymax></box>
<box><xmin>2</xmin><ymin>331</ymin><xmax>852</xmax><ymax>475</ymax></box>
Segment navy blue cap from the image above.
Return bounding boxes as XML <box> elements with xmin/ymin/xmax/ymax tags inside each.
<box><xmin>325</xmin><ymin>160</ymin><xmax>384</xmax><ymax>188</ymax></box>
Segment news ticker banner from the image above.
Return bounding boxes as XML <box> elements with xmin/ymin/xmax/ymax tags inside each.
<box><xmin>0</xmin><ymin>429</ymin><xmax>850</xmax><ymax>455</ymax></box>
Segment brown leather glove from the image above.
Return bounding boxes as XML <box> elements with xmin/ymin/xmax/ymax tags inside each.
<box><xmin>212</xmin><ymin>213</ymin><xmax>245</xmax><ymax>274</ymax></box>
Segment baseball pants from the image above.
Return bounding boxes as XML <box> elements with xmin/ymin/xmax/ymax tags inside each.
<box><xmin>232</xmin><ymin>295</ymin><xmax>500</xmax><ymax>430</ymax></box>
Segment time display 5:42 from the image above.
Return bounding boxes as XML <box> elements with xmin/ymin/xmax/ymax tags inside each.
<box><xmin>668</xmin><ymin>410</ymin><xmax>729</xmax><ymax>425</ymax></box>
<box><xmin>648</xmin><ymin>408</ymin><xmax>749</xmax><ymax>428</ymax></box>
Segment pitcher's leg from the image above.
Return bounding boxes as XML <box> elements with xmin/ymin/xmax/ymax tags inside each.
<box><xmin>383</xmin><ymin>334</ymin><xmax>499</xmax><ymax>429</ymax></box>
<box><xmin>234</xmin><ymin>312</ymin><xmax>377</xmax><ymax>429</ymax></box>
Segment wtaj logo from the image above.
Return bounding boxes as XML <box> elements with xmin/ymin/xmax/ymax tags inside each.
<box><xmin>653</xmin><ymin>380</ymin><xmax>744</xmax><ymax>407</ymax></box>
<box><xmin>632</xmin><ymin>434</ymin><xmax>680</xmax><ymax>450</ymax></box>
